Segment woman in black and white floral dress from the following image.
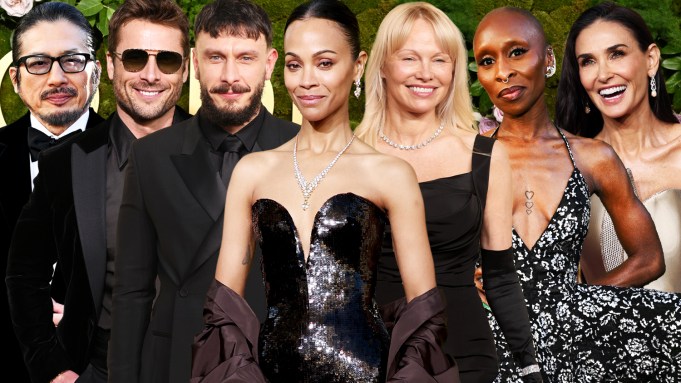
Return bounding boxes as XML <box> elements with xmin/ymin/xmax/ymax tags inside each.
<box><xmin>473</xmin><ymin>6</ymin><xmax>681</xmax><ymax>383</ymax></box>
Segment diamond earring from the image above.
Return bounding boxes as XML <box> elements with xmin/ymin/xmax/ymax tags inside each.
<box><xmin>650</xmin><ymin>76</ymin><xmax>657</xmax><ymax>98</ymax></box>
<box><xmin>545</xmin><ymin>62</ymin><xmax>556</xmax><ymax>78</ymax></box>
<box><xmin>545</xmin><ymin>47</ymin><xmax>556</xmax><ymax>78</ymax></box>
<box><xmin>585</xmin><ymin>102</ymin><xmax>591</xmax><ymax>114</ymax></box>
<box><xmin>353</xmin><ymin>78</ymin><xmax>361</xmax><ymax>99</ymax></box>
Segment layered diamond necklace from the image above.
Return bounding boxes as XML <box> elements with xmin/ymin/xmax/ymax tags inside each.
<box><xmin>378</xmin><ymin>121</ymin><xmax>445</xmax><ymax>150</ymax></box>
<box><xmin>293</xmin><ymin>134</ymin><xmax>356</xmax><ymax>210</ymax></box>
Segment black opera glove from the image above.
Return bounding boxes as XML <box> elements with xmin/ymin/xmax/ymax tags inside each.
<box><xmin>481</xmin><ymin>247</ymin><xmax>543</xmax><ymax>383</ymax></box>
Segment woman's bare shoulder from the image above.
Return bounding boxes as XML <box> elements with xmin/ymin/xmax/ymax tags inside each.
<box><xmin>566</xmin><ymin>132</ymin><xmax>618</xmax><ymax>164</ymax></box>
<box><xmin>233</xmin><ymin>145</ymin><xmax>292</xmax><ymax>180</ymax></box>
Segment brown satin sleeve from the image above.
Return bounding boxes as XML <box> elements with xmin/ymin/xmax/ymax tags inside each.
<box><xmin>380</xmin><ymin>287</ymin><xmax>461</xmax><ymax>383</ymax></box>
<box><xmin>190</xmin><ymin>279</ymin><xmax>267</xmax><ymax>383</ymax></box>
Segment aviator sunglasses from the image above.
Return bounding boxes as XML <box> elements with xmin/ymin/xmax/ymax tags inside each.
<box><xmin>112</xmin><ymin>49</ymin><xmax>184</xmax><ymax>74</ymax></box>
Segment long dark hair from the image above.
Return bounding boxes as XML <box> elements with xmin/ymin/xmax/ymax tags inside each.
<box><xmin>556</xmin><ymin>2</ymin><xmax>677</xmax><ymax>138</ymax></box>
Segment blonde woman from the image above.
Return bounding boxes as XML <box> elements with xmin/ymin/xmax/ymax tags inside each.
<box><xmin>191</xmin><ymin>1</ymin><xmax>456</xmax><ymax>381</ymax></box>
<box><xmin>355</xmin><ymin>3</ymin><xmax>540</xmax><ymax>382</ymax></box>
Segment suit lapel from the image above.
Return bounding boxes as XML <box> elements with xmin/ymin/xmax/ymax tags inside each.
<box><xmin>170</xmin><ymin>117</ymin><xmax>225</xmax><ymax>222</ymax></box>
<box><xmin>254</xmin><ymin>110</ymin><xmax>285</xmax><ymax>152</ymax></box>
<box><xmin>179</xmin><ymin>110</ymin><xmax>298</xmax><ymax>281</ymax></box>
<box><xmin>72</xmin><ymin>120</ymin><xmax>108</xmax><ymax>316</ymax></box>
<box><xmin>182</xmin><ymin>109</ymin><xmax>287</xmax><ymax>279</ymax></box>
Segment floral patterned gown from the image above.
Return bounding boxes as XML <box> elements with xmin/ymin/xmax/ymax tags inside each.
<box><xmin>488</xmin><ymin>128</ymin><xmax>681</xmax><ymax>382</ymax></box>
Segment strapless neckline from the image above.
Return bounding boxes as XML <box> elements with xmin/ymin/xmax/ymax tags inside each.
<box><xmin>253</xmin><ymin>193</ymin><xmax>386</xmax><ymax>263</ymax></box>
<box><xmin>418</xmin><ymin>171</ymin><xmax>472</xmax><ymax>185</ymax></box>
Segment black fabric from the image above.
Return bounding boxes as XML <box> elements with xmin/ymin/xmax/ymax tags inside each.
<box><xmin>218</xmin><ymin>136</ymin><xmax>246</xmax><ymax>186</ymax></box>
<box><xmin>100</xmin><ymin>119</ymin><xmax>136</xmax><ymax>330</ymax></box>
<box><xmin>109</xmin><ymin>109</ymin><xmax>298</xmax><ymax>383</ymax></box>
<box><xmin>481</xmin><ymin>247</ymin><xmax>539</xmax><ymax>378</ymax></box>
<box><xmin>471</xmin><ymin>135</ymin><xmax>495</xmax><ymax>212</ymax></box>
<box><xmin>28</xmin><ymin>128</ymin><xmax>81</xmax><ymax>161</ymax></box>
<box><xmin>376</xmin><ymin>134</ymin><xmax>498</xmax><ymax>383</ymax></box>
<box><xmin>191</xmin><ymin>281</ymin><xmax>458</xmax><ymax>382</ymax></box>
<box><xmin>1</xmin><ymin>110</ymin><xmax>103</xmax><ymax>383</ymax></box>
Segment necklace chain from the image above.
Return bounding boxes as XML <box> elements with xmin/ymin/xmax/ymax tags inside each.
<box><xmin>293</xmin><ymin>134</ymin><xmax>355</xmax><ymax>210</ymax></box>
<box><xmin>379</xmin><ymin>121</ymin><xmax>445</xmax><ymax>150</ymax></box>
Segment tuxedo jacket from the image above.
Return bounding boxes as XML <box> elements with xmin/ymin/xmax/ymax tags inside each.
<box><xmin>5</xmin><ymin>109</ymin><xmax>189</xmax><ymax>383</ymax></box>
<box><xmin>108</xmin><ymin>108</ymin><xmax>298</xmax><ymax>383</ymax></box>
<box><xmin>0</xmin><ymin>109</ymin><xmax>103</xmax><ymax>383</ymax></box>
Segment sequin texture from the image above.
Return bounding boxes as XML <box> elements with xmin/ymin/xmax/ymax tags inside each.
<box><xmin>252</xmin><ymin>193</ymin><xmax>389</xmax><ymax>383</ymax></box>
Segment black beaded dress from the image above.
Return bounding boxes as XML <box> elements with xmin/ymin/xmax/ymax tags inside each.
<box><xmin>487</xmin><ymin>128</ymin><xmax>681</xmax><ymax>383</ymax></box>
<box><xmin>252</xmin><ymin>193</ymin><xmax>390</xmax><ymax>383</ymax></box>
<box><xmin>376</xmin><ymin>135</ymin><xmax>505</xmax><ymax>383</ymax></box>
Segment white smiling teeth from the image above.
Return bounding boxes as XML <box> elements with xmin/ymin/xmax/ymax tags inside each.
<box><xmin>410</xmin><ymin>86</ymin><xmax>433</xmax><ymax>93</ymax></box>
<box><xmin>599</xmin><ymin>86</ymin><xmax>626</xmax><ymax>96</ymax></box>
<box><xmin>139</xmin><ymin>90</ymin><xmax>160</xmax><ymax>96</ymax></box>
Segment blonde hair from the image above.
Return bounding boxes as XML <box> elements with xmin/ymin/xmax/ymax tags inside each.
<box><xmin>355</xmin><ymin>2</ymin><xmax>475</xmax><ymax>146</ymax></box>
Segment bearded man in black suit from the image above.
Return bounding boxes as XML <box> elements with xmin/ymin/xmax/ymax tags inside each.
<box><xmin>0</xmin><ymin>3</ymin><xmax>105</xmax><ymax>382</ymax></box>
<box><xmin>5</xmin><ymin>0</ymin><xmax>191</xmax><ymax>382</ymax></box>
<box><xmin>107</xmin><ymin>1</ymin><xmax>299</xmax><ymax>382</ymax></box>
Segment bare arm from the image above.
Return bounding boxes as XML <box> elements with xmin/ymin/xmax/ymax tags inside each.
<box><xmin>214</xmin><ymin>158</ymin><xmax>258</xmax><ymax>296</ymax></box>
<box><xmin>380</xmin><ymin>158</ymin><xmax>436</xmax><ymax>302</ymax></box>
<box><xmin>586</xmin><ymin>142</ymin><xmax>664</xmax><ymax>286</ymax></box>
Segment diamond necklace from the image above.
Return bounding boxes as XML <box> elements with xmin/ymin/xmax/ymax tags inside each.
<box><xmin>379</xmin><ymin>121</ymin><xmax>445</xmax><ymax>150</ymax></box>
<box><xmin>293</xmin><ymin>134</ymin><xmax>356</xmax><ymax>210</ymax></box>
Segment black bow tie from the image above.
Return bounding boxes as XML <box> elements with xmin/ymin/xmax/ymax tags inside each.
<box><xmin>28</xmin><ymin>128</ymin><xmax>81</xmax><ymax>162</ymax></box>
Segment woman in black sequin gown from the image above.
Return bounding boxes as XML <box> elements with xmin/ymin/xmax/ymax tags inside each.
<box><xmin>191</xmin><ymin>1</ymin><xmax>456</xmax><ymax>382</ymax></box>
<box><xmin>473</xmin><ymin>7</ymin><xmax>681</xmax><ymax>382</ymax></box>
<box><xmin>355</xmin><ymin>3</ymin><xmax>540</xmax><ymax>383</ymax></box>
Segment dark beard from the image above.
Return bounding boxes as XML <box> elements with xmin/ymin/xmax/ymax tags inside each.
<box><xmin>39</xmin><ymin>109</ymin><xmax>87</xmax><ymax>127</ymax></box>
<box><xmin>21</xmin><ymin>65</ymin><xmax>100</xmax><ymax>128</ymax></box>
<box><xmin>200</xmin><ymin>80</ymin><xmax>263</xmax><ymax>128</ymax></box>
<box><xmin>37</xmin><ymin>86</ymin><xmax>87</xmax><ymax>127</ymax></box>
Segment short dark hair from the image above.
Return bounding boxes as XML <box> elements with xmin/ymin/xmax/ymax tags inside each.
<box><xmin>12</xmin><ymin>2</ymin><xmax>98</xmax><ymax>64</ymax></box>
<box><xmin>556</xmin><ymin>2</ymin><xmax>677</xmax><ymax>137</ymax></box>
<box><xmin>285</xmin><ymin>0</ymin><xmax>360</xmax><ymax>59</ymax></box>
<box><xmin>194</xmin><ymin>0</ymin><xmax>273</xmax><ymax>47</ymax></box>
<box><xmin>108</xmin><ymin>0</ymin><xmax>190</xmax><ymax>58</ymax></box>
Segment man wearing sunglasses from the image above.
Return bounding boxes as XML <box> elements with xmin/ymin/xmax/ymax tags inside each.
<box><xmin>6</xmin><ymin>1</ymin><xmax>190</xmax><ymax>382</ymax></box>
<box><xmin>0</xmin><ymin>3</ymin><xmax>105</xmax><ymax>383</ymax></box>
<box><xmin>108</xmin><ymin>1</ymin><xmax>298</xmax><ymax>382</ymax></box>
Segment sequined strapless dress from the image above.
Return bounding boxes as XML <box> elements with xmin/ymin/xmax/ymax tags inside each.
<box><xmin>252</xmin><ymin>193</ymin><xmax>390</xmax><ymax>383</ymax></box>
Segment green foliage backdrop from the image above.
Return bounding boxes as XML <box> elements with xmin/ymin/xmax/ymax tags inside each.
<box><xmin>0</xmin><ymin>0</ymin><xmax>679</xmax><ymax>126</ymax></box>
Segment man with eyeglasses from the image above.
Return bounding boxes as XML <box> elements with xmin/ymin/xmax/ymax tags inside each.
<box><xmin>108</xmin><ymin>1</ymin><xmax>298</xmax><ymax>382</ymax></box>
<box><xmin>5</xmin><ymin>1</ymin><xmax>190</xmax><ymax>382</ymax></box>
<box><xmin>0</xmin><ymin>3</ymin><xmax>105</xmax><ymax>382</ymax></box>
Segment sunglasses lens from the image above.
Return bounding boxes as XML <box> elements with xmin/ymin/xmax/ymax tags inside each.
<box><xmin>156</xmin><ymin>51</ymin><xmax>183</xmax><ymax>74</ymax></box>
<box><xmin>121</xmin><ymin>49</ymin><xmax>149</xmax><ymax>72</ymax></box>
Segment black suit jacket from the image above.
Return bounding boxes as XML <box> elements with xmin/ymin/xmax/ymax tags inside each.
<box><xmin>5</xmin><ymin>109</ymin><xmax>189</xmax><ymax>383</ymax></box>
<box><xmin>108</xmin><ymin>107</ymin><xmax>298</xmax><ymax>383</ymax></box>
<box><xmin>0</xmin><ymin>109</ymin><xmax>103</xmax><ymax>383</ymax></box>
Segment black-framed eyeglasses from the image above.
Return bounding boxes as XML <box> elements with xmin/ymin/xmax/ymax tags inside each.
<box><xmin>112</xmin><ymin>49</ymin><xmax>184</xmax><ymax>75</ymax></box>
<box><xmin>14</xmin><ymin>53</ymin><xmax>93</xmax><ymax>75</ymax></box>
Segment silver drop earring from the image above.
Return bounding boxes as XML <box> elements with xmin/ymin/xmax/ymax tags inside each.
<box><xmin>585</xmin><ymin>102</ymin><xmax>591</xmax><ymax>114</ymax></box>
<box><xmin>545</xmin><ymin>63</ymin><xmax>556</xmax><ymax>78</ymax></box>
<box><xmin>650</xmin><ymin>76</ymin><xmax>657</xmax><ymax>98</ymax></box>
<box><xmin>354</xmin><ymin>78</ymin><xmax>361</xmax><ymax>99</ymax></box>
<box><xmin>545</xmin><ymin>47</ymin><xmax>556</xmax><ymax>78</ymax></box>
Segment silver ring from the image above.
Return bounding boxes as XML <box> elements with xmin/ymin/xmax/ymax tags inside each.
<box><xmin>501</xmin><ymin>77</ymin><xmax>509</xmax><ymax>84</ymax></box>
